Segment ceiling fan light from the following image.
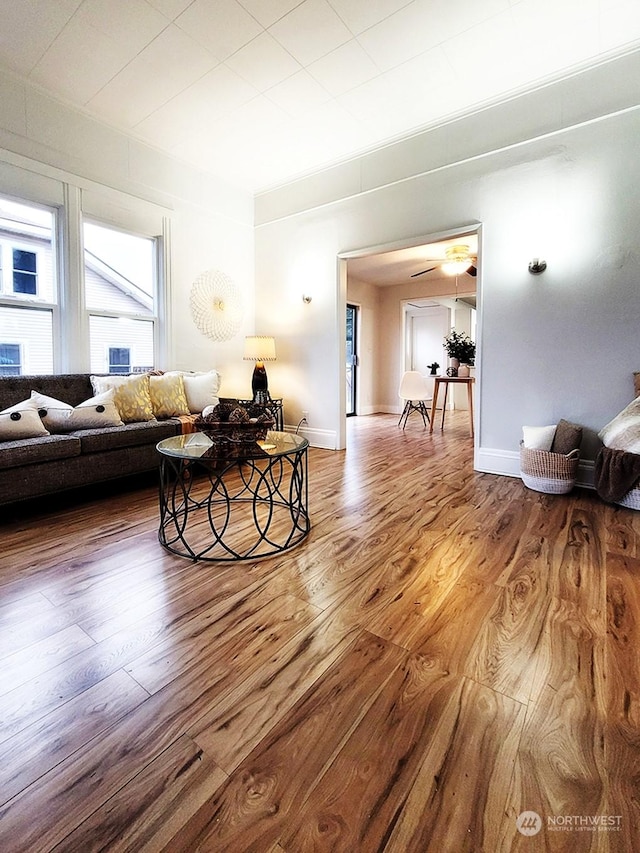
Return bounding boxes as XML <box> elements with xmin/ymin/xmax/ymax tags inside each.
<box><xmin>441</xmin><ymin>259</ymin><xmax>473</xmax><ymax>276</ymax></box>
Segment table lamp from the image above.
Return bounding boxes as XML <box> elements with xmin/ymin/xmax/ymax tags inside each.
<box><xmin>244</xmin><ymin>336</ymin><xmax>276</xmax><ymax>401</ymax></box>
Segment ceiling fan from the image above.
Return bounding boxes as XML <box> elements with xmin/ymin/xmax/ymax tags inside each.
<box><xmin>411</xmin><ymin>244</ymin><xmax>477</xmax><ymax>278</ymax></box>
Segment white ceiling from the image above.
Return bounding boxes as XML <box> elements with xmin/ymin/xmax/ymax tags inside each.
<box><xmin>347</xmin><ymin>234</ymin><xmax>478</xmax><ymax>286</ymax></box>
<box><xmin>4</xmin><ymin>0</ymin><xmax>640</xmax><ymax>192</ymax></box>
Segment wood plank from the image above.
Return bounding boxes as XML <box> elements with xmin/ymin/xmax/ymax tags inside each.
<box><xmin>52</xmin><ymin>735</ymin><xmax>227</xmax><ymax>853</ymax></box>
<box><xmin>0</xmin><ymin>670</ymin><xmax>148</xmax><ymax>806</ymax></box>
<box><xmin>504</xmin><ymin>595</ymin><xmax>607</xmax><ymax>852</ymax></box>
<box><xmin>0</xmin><ymin>624</ymin><xmax>95</xmax><ymax>696</ymax></box>
<box><xmin>188</xmin><ymin>605</ymin><xmax>361</xmax><ymax>773</ymax></box>
<box><xmin>281</xmin><ymin>657</ymin><xmax>459</xmax><ymax>852</ymax></box>
<box><xmin>125</xmin><ymin>591</ymin><xmax>319</xmax><ymax>694</ymax></box>
<box><xmin>180</xmin><ymin>631</ymin><xmax>407</xmax><ymax>851</ymax></box>
<box><xmin>604</xmin><ymin>552</ymin><xmax>640</xmax><ymax>852</ymax></box>
<box><xmin>0</xmin><ymin>412</ymin><xmax>634</xmax><ymax>851</ymax></box>
<box><xmin>380</xmin><ymin>678</ymin><xmax>527</xmax><ymax>853</ymax></box>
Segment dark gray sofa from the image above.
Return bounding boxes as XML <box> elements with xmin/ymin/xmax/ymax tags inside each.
<box><xmin>0</xmin><ymin>373</ymin><xmax>183</xmax><ymax>505</ymax></box>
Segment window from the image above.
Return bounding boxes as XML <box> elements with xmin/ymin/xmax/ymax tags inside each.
<box><xmin>108</xmin><ymin>347</ymin><xmax>131</xmax><ymax>374</ymax></box>
<box><xmin>12</xmin><ymin>249</ymin><xmax>37</xmax><ymax>295</ymax></box>
<box><xmin>84</xmin><ymin>221</ymin><xmax>158</xmax><ymax>375</ymax></box>
<box><xmin>0</xmin><ymin>190</ymin><xmax>165</xmax><ymax>376</ymax></box>
<box><xmin>0</xmin><ymin>198</ymin><xmax>56</xmax><ymax>374</ymax></box>
<box><xmin>0</xmin><ymin>342</ymin><xmax>21</xmax><ymax>375</ymax></box>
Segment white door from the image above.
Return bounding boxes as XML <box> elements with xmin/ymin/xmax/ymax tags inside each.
<box><xmin>410</xmin><ymin>306</ymin><xmax>449</xmax><ymax>399</ymax></box>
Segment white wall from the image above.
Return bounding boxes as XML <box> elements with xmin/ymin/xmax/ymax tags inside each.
<box><xmin>255</xmin><ymin>51</ymin><xmax>640</xmax><ymax>475</ymax></box>
<box><xmin>0</xmin><ymin>68</ymin><xmax>254</xmax><ymax>399</ymax></box>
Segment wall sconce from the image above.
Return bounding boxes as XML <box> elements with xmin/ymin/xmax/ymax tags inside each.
<box><xmin>528</xmin><ymin>258</ymin><xmax>547</xmax><ymax>275</ymax></box>
<box><xmin>302</xmin><ymin>294</ymin><xmax>312</xmax><ymax>304</ymax></box>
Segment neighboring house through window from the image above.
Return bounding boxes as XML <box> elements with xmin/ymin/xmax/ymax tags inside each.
<box><xmin>84</xmin><ymin>220</ymin><xmax>157</xmax><ymax>376</ymax></box>
<box><xmin>108</xmin><ymin>347</ymin><xmax>131</xmax><ymax>374</ymax></box>
<box><xmin>0</xmin><ymin>198</ymin><xmax>55</xmax><ymax>374</ymax></box>
<box><xmin>0</xmin><ymin>342</ymin><xmax>21</xmax><ymax>375</ymax></box>
<box><xmin>12</xmin><ymin>248</ymin><xmax>37</xmax><ymax>295</ymax></box>
<box><xmin>0</xmin><ymin>194</ymin><xmax>163</xmax><ymax>375</ymax></box>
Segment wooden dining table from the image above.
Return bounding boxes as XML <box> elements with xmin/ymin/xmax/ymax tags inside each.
<box><xmin>429</xmin><ymin>375</ymin><xmax>475</xmax><ymax>437</ymax></box>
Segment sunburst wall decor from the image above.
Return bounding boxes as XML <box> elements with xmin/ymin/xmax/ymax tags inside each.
<box><xmin>189</xmin><ymin>269</ymin><xmax>243</xmax><ymax>342</ymax></box>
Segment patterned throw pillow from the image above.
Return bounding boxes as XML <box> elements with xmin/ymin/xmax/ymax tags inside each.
<box><xmin>31</xmin><ymin>389</ymin><xmax>123</xmax><ymax>431</ymax></box>
<box><xmin>599</xmin><ymin>397</ymin><xmax>640</xmax><ymax>453</ymax></box>
<box><xmin>149</xmin><ymin>373</ymin><xmax>190</xmax><ymax>418</ymax></box>
<box><xmin>90</xmin><ymin>374</ymin><xmax>155</xmax><ymax>423</ymax></box>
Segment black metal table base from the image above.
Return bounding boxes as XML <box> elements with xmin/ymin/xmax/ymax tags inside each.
<box><xmin>158</xmin><ymin>448</ymin><xmax>309</xmax><ymax>561</ymax></box>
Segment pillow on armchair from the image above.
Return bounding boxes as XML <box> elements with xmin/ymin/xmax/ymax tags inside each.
<box><xmin>599</xmin><ymin>396</ymin><xmax>640</xmax><ymax>453</ymax></box>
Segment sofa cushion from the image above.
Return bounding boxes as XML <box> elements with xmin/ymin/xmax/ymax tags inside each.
<box><xmin>90</xmin><ymin>373</ymin><xmax>155</xmax><ymax>423</ymax></box>
<box><xmin>72</xmin><ymin>418</ymin><xmax>179</xmax><ymax>453</ymax></box>
<box><xmin>0</xmin><ymin>408</ymin><xmax>50</xmax><ymax>441</ymax></box>
<box><xmin>0</xmin><ymin>434</ymin><xmax>81</xmax><ymax>471</ymax></box>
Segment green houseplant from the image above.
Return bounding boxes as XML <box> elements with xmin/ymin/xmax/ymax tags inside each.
<box><xmin>443</xmin><ymin>329</ymin><xmax>476</xmax><ymax>365</ymax></box>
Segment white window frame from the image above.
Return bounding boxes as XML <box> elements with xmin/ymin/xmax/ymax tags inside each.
<box><xmin>83</xmin><ymin>217</ymin><xmax>161</xmax><ymax>375</ymax></box>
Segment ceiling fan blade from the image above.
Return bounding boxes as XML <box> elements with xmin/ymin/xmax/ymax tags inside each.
<box><xmin>466</xmin><ymin>265</ymin><xmax>477</xmax><ymax>277</ymax></box>
<box><xmin>410</xmin><ymin>266</ymin><xmax>438</xmax><ymax>278</ymax></box>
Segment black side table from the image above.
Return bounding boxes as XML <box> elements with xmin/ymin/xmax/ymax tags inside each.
<box><xmin>238</xmin><ymin>397</ymin><xmax>284</xmax><ymax>431</ymax></box>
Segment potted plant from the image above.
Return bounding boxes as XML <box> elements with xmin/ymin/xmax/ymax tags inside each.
<box><xmin>427</xmin><ymin>361</ymin><xmax>440</xmax><ymax>375</ymax></box>
<box><xmin>443</xmin><ymin>329</ymin><xmax>476</xmax><ymax>376</ymax></box>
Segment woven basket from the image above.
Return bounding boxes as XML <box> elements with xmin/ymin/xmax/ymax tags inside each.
<box><xmin>519</xmin><ymin>441</ymin><xmax>580</xmax><ymax>494</ymax></box>
<box><xmin>616</xmin><ymin>486</ymin><xmax>640</xmax><ymax>511</ymax></box>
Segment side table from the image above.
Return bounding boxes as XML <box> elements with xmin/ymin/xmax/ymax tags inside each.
<box><xmin>238</xmin><ymin>397</ymin><xmax>284</xmax><ymax>431</ymax></box>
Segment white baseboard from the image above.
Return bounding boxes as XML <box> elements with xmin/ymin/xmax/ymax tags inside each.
<box><xmin>286</xmin><ymin>425</ymin><xmax>337</xmax><ymax>450</ymax></box>
<box><xmin>475</xmin><ymin>447</ymin><xmax>595</xmax><ymax>489</ymax></box>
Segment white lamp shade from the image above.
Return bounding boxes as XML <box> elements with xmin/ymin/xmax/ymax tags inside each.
<box><xmin>244</xmin><ymin>336</ymin><xmax>276</xmax><ymax>361</ymax></box>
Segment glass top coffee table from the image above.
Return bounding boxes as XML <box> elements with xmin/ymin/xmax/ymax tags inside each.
<box><xmin>156</xmin><ymin>430</ymin><xmax>309</xmax><ymax>561</ymax></box>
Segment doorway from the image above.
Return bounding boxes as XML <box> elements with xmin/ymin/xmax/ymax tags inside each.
<box><xmin>346</xmin><ymin>303</ymin><xmax>358</xmax><ymax>417</ymax></box>
<box><xmin>338</xmin><ymin>224</ymin><xmax>481</xmax><ymax>451</ymax></box>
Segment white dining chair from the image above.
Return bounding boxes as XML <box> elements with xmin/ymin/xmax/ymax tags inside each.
<box><xmin>398</xmin><ymin>371</ymin><xmax>432</xmax><ymax>429</ymax></box>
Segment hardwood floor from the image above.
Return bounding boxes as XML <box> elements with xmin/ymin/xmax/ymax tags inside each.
<box><xmin>1</xmin><ymin>412</ymin><xmax>639</xmax><ymax>852</ymax></box>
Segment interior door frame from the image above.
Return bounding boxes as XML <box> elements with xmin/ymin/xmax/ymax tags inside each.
<box><xmin>337</xmin><ymin>222</ymin><xmax>482</xmax><ymax>451</ymax></box>
<box><xmin>346</xmin><ymin>301</ymin><xmax>358</xmax><ymax>417</ymax></box>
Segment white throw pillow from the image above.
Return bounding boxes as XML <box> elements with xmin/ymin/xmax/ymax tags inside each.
<box><xmin>522</xmin><ymin>424</ymin><xmax>557</xmax><ymax>451</ymax></box>
<box><xmin>180</xmin><ymin>370</ymin><xmax>221</xmax><ymax>414</ymax></box>
<box><xmin>31</xmin><ymin>389</ymin><xmax>123</xmax><ymax>431</ymax></box>
<box><xmin>30</xmin><ymin>390</ymin><xmax>73</xmax><ymax>431</ymax></box>
<box><xmin>599</xmin><ymin>397</ymin><xmax>640</xmax><ymax>453</ymax></box>
<box><xmin>2</xmin><ymin>397</ymin><xmax>39</xmax><ymax>414</ymax></box>
<box><xmin>0</xmin><ymin>407</ymin><xmax>50</xmax><ymax>441</ymax></box>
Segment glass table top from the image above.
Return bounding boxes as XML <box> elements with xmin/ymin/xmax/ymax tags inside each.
<box><xmin>157</xmin><ymin>430</ymin><xmax>308</xmax><ymax>462</ymax></box>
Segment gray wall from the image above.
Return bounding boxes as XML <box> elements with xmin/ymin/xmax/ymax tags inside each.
<box><xmin>255</xmin><ymin>51</ymin><xmax>640</xmax><ymax>477</ymax></box>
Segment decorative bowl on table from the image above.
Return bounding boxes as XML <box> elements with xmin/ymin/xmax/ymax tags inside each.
<box><xmin>194</xmin><ymin>401</ymin><xmax>274</xmax><ymax>444</ymax></box>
